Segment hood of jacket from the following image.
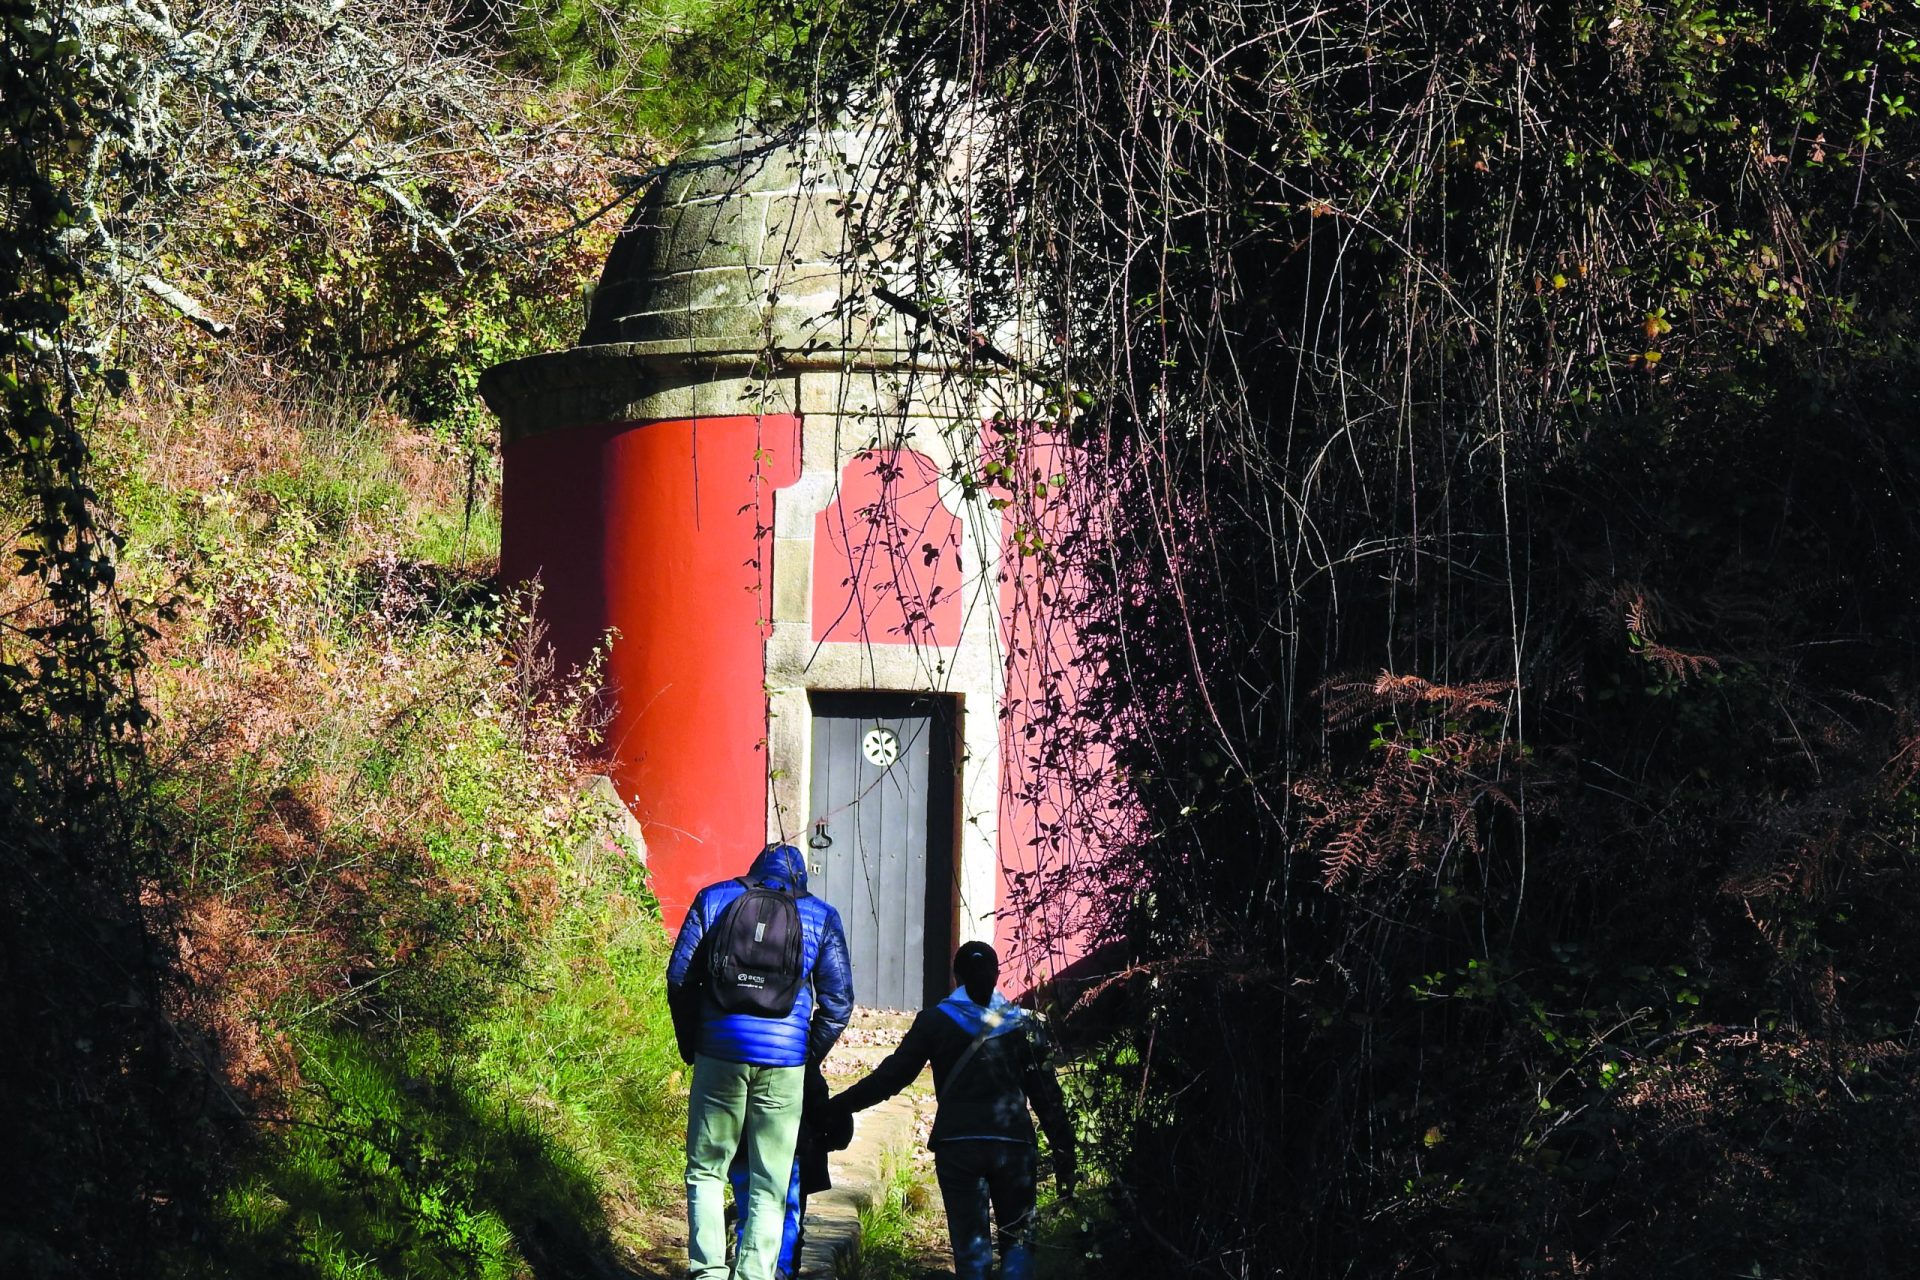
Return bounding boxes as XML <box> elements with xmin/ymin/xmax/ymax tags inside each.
<box><xmin>747</xmin><ymin>842</ymin><xmax>809</xmax><ymax>894</ymax></box>
<box><xmin>936</xmin><ymin>987</ymin><xmax>1026</xmax><ymax>1040</ymax></box>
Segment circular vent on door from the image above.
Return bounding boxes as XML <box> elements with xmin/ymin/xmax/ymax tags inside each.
<box><xmin>861</xmin><ymin>727</ymin><xmax>900</xmax><ymax>767</ymax></box>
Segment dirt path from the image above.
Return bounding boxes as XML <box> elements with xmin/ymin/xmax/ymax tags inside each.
<box><xmin>802</xmin><ymin>1009</ymin><xmax>947</xmax><ymax>1278</ymax></box>
<box><xmin>619</xmin><ymin>1009</ymin><xmax>949</xmax><ymax>1279</ymax></box>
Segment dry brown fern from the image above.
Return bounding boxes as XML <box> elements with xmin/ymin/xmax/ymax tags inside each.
<box><xmin>1318</xmin><ymin>669</ymin><xmax>1514</xmax><ymax>729</ymax></box>
<box><xmin>1624</xmin><ymin>591</ymin><xmax>1721</xmax><ymax>680</ymax></box>
<box><xmin>1300</xmin><ymin>670</ymin><xmax>1529</xmax><ymax>888</ymax></box>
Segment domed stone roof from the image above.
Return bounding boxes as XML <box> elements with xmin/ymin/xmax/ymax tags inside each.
<box><xmin>480</xmin><ymin>112</ymin><xmax>1035</xmax><ymax>442</ymax></box>
<box><xmin>579</xmin><ymin>122</ymin><xmax>914</xmax><ymax>357</ymax></box>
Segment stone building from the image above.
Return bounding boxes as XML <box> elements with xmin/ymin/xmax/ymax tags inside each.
<box><xmin>480</xmin><ymin>122</ymin><xmax>1095</xmax><ymax>1006</ymax></box>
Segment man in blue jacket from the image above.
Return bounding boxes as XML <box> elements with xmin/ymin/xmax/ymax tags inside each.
<box><xmin>828</xmin><ymin>941</ymin><xmax>1076</xmax><ymax>1280</ymax></box>
<box><xmin>667</xmin><ymin>843</ymin><xmax>854</xmax><ymax>1280</ymax></box>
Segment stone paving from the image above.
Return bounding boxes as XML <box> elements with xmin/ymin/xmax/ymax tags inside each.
<box><xmin>798</xmin><ymin>1008</ymin><xmax>939</xmax><ymax>1278</ymax></box>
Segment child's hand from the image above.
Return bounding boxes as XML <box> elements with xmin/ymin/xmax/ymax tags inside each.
<box><xmin>823</xmin><ymin>1098</ymin><xmax>856</xmax><ymax>1151</ymax></box>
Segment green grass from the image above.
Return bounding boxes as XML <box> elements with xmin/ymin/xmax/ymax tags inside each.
<box><xmin>835</xmin><ymin>1146</ymin><xmax>1103</xmax><ymax>1280</ymax></box>
<box><xmin>838</xmin><ymin>1151</ymin><xmax>938</xmax><ymax>1280</ymax></box>
<box><xmin>193</xmin><ymin>873</ymin><xmax>683</xmax><ymax>1279</ymax></box>
<box><xmin>211</xmin><ymin>1030</ymin><xmax>600</xmax><ymax>1280</ymax></box>
<box><xmin>470</xmin><ymin>884</ymin><xmax>689</xmax><ymax>1243</ymax></box>
<box><xmin>409</xmin><ymin>504</ymin><xmax>502</xmax><ymax>568</ymax></box>
<box><xmin>258</xmin><ymin>449</ymin><xmax>402</xmax><ymax>540</ymax></box>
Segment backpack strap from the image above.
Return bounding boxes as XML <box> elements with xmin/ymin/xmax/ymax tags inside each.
<box><xmin>943</xmin><ymin>1004</ymin><xmax>1026</xmax><ymax>1089</ymax></box>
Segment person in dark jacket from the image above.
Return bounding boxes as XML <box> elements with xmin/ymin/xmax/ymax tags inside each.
<box><xmin>828</xmin><ymin>941</ymin><xmax>1076</xmax><ymax>1280</ymax></box>
<box><xmin>667</xmin><ymin>843</ymin><xmax>854</xmax><ymax>1280</ymax></box>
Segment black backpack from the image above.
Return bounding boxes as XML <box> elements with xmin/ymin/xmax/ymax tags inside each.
<box><xmin>705</xmin><ymin>878</ymin><xmax>808</xmax><ymax>1017</ymax></box>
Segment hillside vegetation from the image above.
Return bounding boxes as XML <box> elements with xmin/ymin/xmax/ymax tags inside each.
<box><xmin>108</xmin><ymin>387</ymin><xmax>688</xmax><ymax>1277</ymax></box>
<box><xmin>15</xmin><ymin>1</ymin><xmax>1920</xmax><ymax>1278</ymax></box>
<box><xmin>1</xmin><ymin>0</ymin><xmax>809</xmax><ymax>1273</ymax></box>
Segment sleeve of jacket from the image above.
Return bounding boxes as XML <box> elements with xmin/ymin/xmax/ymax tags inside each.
<box><xmin>1020</xmin><ymin>1019</ymin><xmax>1076</xmax><ymax>1163</ymax></box>
<box><xmin>833</xmin><ymin>1012</ymin><xmax>935</xmax><ymax>1114</ymax></box>
<box><xmin>805</xmin><ymin>904</ymin><xmax>855</xmax><ymax>1064</ymax></box>
<box><xmin>665</xmin><ymin>889</ymin><xmax>709</xmax><ymax>991</ymax></box>
<box><xmin>664</xmin><ymin>892</ymin><xmax>709</xmax><ymax>1063</ymax></box>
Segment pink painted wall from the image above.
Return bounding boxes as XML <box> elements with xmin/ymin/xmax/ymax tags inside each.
<box><xmin>812</xmin><ymin>449</ymin><xmax>963</xmax><ymax>647</ymax></box>
<box><xmin>501</xmin><ymin>414</ymin><xmax>802</xmax><ymax>929</ymax></box>
<box><xmin>993</xmin><ymin>428</ymin><xmax>1115</xmax><ymax>990</ymax></box>
<box><xmin>803</xmin><ymin>432</ymin><xmax>1111</xmax><ymax>987</ymax></box>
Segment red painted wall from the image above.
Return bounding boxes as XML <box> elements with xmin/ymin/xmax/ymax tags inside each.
<box><xmin>501</xmin><ymin>414</ymin><xmax>802</xmax><ymax>929</ymax></box>
<box><xmin>812</xmin><ymin>448</ymin><xmax>963</xmax><ymax>647</ymax></box>
<box><xmin>502</xmin><ymin>412</ymin><xmax>1112</xmax><ymax>982</ymax></box>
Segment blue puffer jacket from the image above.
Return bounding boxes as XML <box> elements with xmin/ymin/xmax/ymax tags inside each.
<box><xmin>666</xmin><ymin>843</ymin><xmax>854</xmax><ymax>1067</ymax></box>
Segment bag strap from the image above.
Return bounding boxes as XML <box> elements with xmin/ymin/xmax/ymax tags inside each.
<box><xmin>945</xmin><ymin>1005</ymin><xmax>1019</xmax><ymax>1088</ymax></box>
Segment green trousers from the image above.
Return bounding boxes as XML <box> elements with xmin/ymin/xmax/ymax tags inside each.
<box><xmin>686</xmin><ymin>1054</ymin><xmax>805</xmax><ymax>1280</ymax></box>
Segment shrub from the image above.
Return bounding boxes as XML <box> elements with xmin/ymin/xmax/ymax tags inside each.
<box><xmin>92</xmin><ymin>386</ymin><xmax>683</xmax><ymax>1277</ymax></box>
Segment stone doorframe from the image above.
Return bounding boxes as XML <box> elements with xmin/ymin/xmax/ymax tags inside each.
<box><xmin>764</xmin><ymin>365</ymin><xmax>1013</xmax><ymax>952</ymax></box>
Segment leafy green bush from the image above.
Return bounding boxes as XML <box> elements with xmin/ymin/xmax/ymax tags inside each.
<box><xmin>499</xmin><ymin>0</ymin><xmax>816</xmax><ymax>144</ymax></box>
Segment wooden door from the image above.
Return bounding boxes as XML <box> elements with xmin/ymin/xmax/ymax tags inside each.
<box><xmin>806</xmin><ymin>692</ymin><xmax>956</xmax><ymax>1010</ymax></box>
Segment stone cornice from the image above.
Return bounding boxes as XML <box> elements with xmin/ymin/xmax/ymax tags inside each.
<box><xmin>479</xmin><ymin>342</ymin><xmax>1018</xmax><ymax>444</ymax></box>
